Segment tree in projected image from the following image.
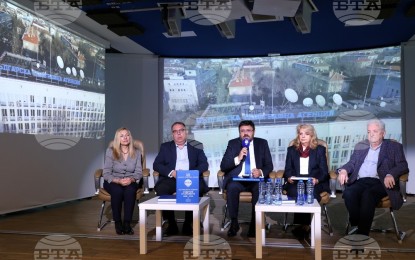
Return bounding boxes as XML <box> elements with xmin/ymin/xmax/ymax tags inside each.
<box><xmin>162</xmin><ymin>46</ymin><xmax>402</xmax><ymax>186</ymax></box>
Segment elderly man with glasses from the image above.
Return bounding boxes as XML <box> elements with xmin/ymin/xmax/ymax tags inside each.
<box><xmin>153</xmin><ymin>121</ymin><xmax>209</xmax><ymax>237</ymax></box>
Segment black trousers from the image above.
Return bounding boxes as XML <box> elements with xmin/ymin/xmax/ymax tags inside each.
<box><xmin>154</xmin><ymin>177</ymin><xmax>207</xmax><ymax>224</ymax></box>
<box><xmin>343</xmin><ymin>177</ymin><xmax>387</xmax><ymax>235</ymax></box>
<box><xmin>104</xmin><ymin>181</ymin><xmax>138</xmax><ymax>223</ymax></box>
<box><xmin>226</xmin><ymin>180</ymin><xmax>259</xmax><ymax>224</ymax></box>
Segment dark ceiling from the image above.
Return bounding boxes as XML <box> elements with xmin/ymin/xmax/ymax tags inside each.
<box><xmin>82</xmin><ymin>0</ymin><xmax>415</xmax><ymax>58</ymax></box>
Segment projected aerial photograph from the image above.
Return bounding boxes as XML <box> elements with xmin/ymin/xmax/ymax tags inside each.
<box><xmin>163</xmin><ymin>47</ymin><xmax>402</xmax><ymax>186</ymax></box>
<box><xmin>0</xmin><ymin>0</ymin><xmax>105</xmax><ymax>138</ymax></box>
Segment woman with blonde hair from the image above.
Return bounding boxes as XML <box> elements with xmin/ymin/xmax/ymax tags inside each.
<box><xmin>103</xmin><ymin>127</ymin><xmax>142</xmax><ymax>235</ymax></box>
<box><xmin>283</xmin><ymin>124</ymin><xmax>329</xmax><ymax>239</ymax></box>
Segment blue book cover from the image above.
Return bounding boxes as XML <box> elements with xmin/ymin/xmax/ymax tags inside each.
<box><xmin>176</xmin><ymin>170</ymin><xmax>199</xmax><ymax>203</ymax></box>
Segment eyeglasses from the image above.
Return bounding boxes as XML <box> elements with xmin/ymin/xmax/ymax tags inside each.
<box><xmin>172</xmin><ymin>128</ymin><xmax>186</xmax><ymax>134</ymax></box>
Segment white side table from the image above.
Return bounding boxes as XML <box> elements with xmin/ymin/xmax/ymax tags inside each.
<box><xmin>255</xmin><ymin>200</ymin><xmax>321</xmax><ymax>259</ymax></box>
<box><xmin>139</xmin><ymin>196</ymin><xmax>210</xmax><ymax>257</ymax></box>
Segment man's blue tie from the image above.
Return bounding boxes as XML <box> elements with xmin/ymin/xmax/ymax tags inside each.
<box><xmin>244</xmin><ymin>149</ymin><xmax>251</xmax><ymax>177</ymax></box>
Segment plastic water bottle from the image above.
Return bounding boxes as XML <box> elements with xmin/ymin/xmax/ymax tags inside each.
<box><xmin>265</xmin><ymin>179</ymin><xmax>273</xmax><ymax>205</ymax></box>
<box><xmin>306</xmin><ymin>178</ymin><xmax>314</xmax><ymax>204</ymax></box>
<box><xmin>273</xmin><ymin>178</ymin><xmax>283</xmax><ymax>205</ymax></box>
<box><xmin>296</xmin><ymin>180</ymin><xmax>305</xmax><ymax>205</ymax></box>
<box><xmin>258</xmin><ymin>179</ymin><xmax>265</xmax><ymax>204</ymax></box>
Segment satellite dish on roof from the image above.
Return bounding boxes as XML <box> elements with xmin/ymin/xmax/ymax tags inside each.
<box><xmin>57</xmin><ymin>56</ymin><xmax>64</xmax><ymax>69</ymax></box>
<box><xmin>380</xmin><ymin>101</ymin><xmax>386</xmax><ymax>107</ymax></box>
<box><xmin>333</xmin><ymin>94</ymin><xmax>343</xmax><ymax>105</ymax></box>
<box><xmin>66</xmin><ymin>67</ymin><xmax>71</xmax><ymax>75</ymax></box>
<box><xmin>80</xmin><ymin>69</ymin><xmax>84</xmax><ymax>79</ymax></box>
<box><xmin>315</xmin><ymin>95</ymin><xmax>326</xmax><ymax>107</ymax></box>
<box><xmin>72</xmin><ymin>67</ymin><xmax>77</xmax><ymax>77</ymax></box>
<box><xmin>303</xmin><ymin>97</ymin><xmax>313</xmax><ymax>107</ymax></box>
<box><xmin>284</xmin><ymin>88</ymin><xmax>298</xmax><ymax>103</ymax></box>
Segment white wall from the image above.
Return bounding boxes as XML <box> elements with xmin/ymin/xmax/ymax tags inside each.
<box><xmin>0</xmin><ymin>133</ymin><xmax>104</xmax><ymax>214</ymax></box>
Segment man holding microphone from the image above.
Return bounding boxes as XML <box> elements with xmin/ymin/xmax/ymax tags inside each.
<box><xmin>220</xmin><ymin>120</ymin><xmax>273</xmax><ymax>237</ymax></box>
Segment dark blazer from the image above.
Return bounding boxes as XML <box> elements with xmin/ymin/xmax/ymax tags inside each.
<box><xmin>284</xmin><ymin>144</ymin><xmax>330</xmax><ymax>200</ymax></box>
<box><xmin>153</xmin><ymin>140</ymin><xmax>209</xmax><ymax>193</ymax></box>
<box><xmin>220</xmin><ymin>137</ymin><xmax>273</xmax><ymax>188</ymax></box>
<box><xmin>341</xmin><ymin>139</ymin><xmax>409</xmax><ymax>210</ymax></box>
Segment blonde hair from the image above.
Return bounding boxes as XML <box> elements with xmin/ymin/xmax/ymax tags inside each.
<box><xmin>291</xmin><ymin>124</ymin><xmax>318</xmax><ymax>150</ymax></box>
<box><xmin>112</xmin><ymin>127</ymin><xmax>136</xmax><ymax>160</ymax></box>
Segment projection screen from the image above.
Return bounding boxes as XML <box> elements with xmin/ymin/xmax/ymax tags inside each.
<box><xmin>0</xmin><ymin>0</ymin><xmax>105</xmax><ymax>214</ymax></box>
<box><xmin>162</xmin><ymin>46</ymin><xmax>403</xmax><ymax>188</ymax></box>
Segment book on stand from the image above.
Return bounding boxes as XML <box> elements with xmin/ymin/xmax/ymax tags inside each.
<box><xmin>157</xmin><ymin>195</ymin><xmax>176</xmax><ymax>203</ymax></box>
<box><xmin>290</xmin><ymin>176</ymin><xmax>310</xmax><ymax>181</ymax></box>
<box><xmin>282</xmin><ymin>195</ymin><xmax>296</xmax><ymax>204</ymax></box>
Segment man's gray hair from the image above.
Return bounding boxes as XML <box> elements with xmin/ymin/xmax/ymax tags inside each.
<box><xmin>367</xmin><ymin>119</ymin><xmax>385</xmax><ymax>131</ymax></box>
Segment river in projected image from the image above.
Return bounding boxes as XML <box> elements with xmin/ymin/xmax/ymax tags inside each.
<box><xmin>162</xmin><ymin>46</ymin><xmax>402</xmax><ymax>186</ymax></box>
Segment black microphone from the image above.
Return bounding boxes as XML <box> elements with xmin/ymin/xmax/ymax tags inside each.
<box><xmin>241</xmin><ymin>138</ymin><xmax>250</xmax><ymax>160</ymax></box>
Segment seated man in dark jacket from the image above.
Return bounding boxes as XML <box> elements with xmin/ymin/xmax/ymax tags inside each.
<box><xmin>338</xmin><ymin>119</ymin><xmax>409</xmax><ymax>236</ymax></box>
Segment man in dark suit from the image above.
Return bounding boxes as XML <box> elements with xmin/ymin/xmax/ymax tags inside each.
<box><xmin>220</xmin><ymin>120</ymin><xmax>273</xmax><ymax>237</ymax></box>
<box><xmin>338</xmin><ymin>119</ymin><xmax>409</xmax><ymax>236</ymax></box>
<box><xmin>153</xmin><ymin>122</ymin><xmax>209</xmax><ymax>236</ymax></box>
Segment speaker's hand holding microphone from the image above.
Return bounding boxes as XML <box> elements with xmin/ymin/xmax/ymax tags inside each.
<box><xmin>240</xmin><ymin>138</ymin><xmax>250</xmax><ymax>161</ymax></box>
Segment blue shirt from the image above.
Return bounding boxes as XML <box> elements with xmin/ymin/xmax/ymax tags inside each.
<box><xmin>358</xmin><ymin>143</ymin><xmax>381</xmax><ymax>179</ymax></box>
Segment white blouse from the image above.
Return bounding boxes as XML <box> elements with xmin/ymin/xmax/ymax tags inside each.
<box><xmin>299</xmin><ymin>157</ymin><xmax>309</xmax><ymax>175</ymax></box>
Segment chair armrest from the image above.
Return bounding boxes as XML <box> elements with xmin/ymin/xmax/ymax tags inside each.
<box><xmin>274</xmin><ymin>170</ymin><xmax>284</xmax><ymax>179</ymax></box>
<box><xmin>399</xmin><ymin>172</ymin><xmax>409</xmax><ymax>202</ymax></box>
<box><xmin>400</xmin><ymin>172</ymin><xmax>408</xmax><ymax>182</ymax></box>
<box><xmin>329</xmin><ymin>170</ymin><xmax>337</xmax><ymax>198</ymax></box>
<box><xmin>329</xmin><ymin>170</ymin><xmax>337</xmax><ymax>179</ymax></box>
<box><xmin>142</xmin><ymin>168</ymin><xmax>150</xmax><ymax>194</ymax></box>
<box><xmin>217</xmin><ymin>170</ymin><xmax>225</xmax><ymax>194</ymax></box>
<box><xmin>94</xmin><ymin>169</ymin><xmax>103</xmax><ymax>195</ymax></box>
<box><xmin>153</xmin><ymin>171</ymin><xmax>160</xmax><ymax>187</ymax></box>
<box><xmin>203</xmin><ymin>170</ymin><xmax>210</xmax><ymax>188</ymax></box>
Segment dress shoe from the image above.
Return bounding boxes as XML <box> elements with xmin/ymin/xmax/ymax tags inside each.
<box><xmin>247</xmin><ymin>223</ymin><xmax>255</xmax><ymax>238</ymax></box>
<box><xmin>348</xmin><ymin>226</ymin><xmax>358</xmax><ymax>235</ymax></box>
<box><xmin>115</xmin><ymin>221</ymin><xmax>124</xmax><ymax>235</ymax></box>
<box><xmin>182</xmin><ymin>221</ymin><xmax>193</xmax><ymax>236</ymax></box>
<box><xmin>123</xmin><ymin>221</ymin><xmax>134</xmax><ymax>235</ymax></box>
<box><xmin>292</xmin><ymin>225</ymin><xmax>310</xmax><ymax>240</ymax></box>
<box><xmin>292</xmin><ymin>225</ymin><xmax>305</xmax><ymax>239</ymax></box>
<box><xmin>164</xmin><ymin>223</ymin><xmax>179</xmax><ymax>237</ymax></box>
<box><xmin>227</xmin><ymin>221</ymin><xmax>240</xmax><ymax>237</ymax></box>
